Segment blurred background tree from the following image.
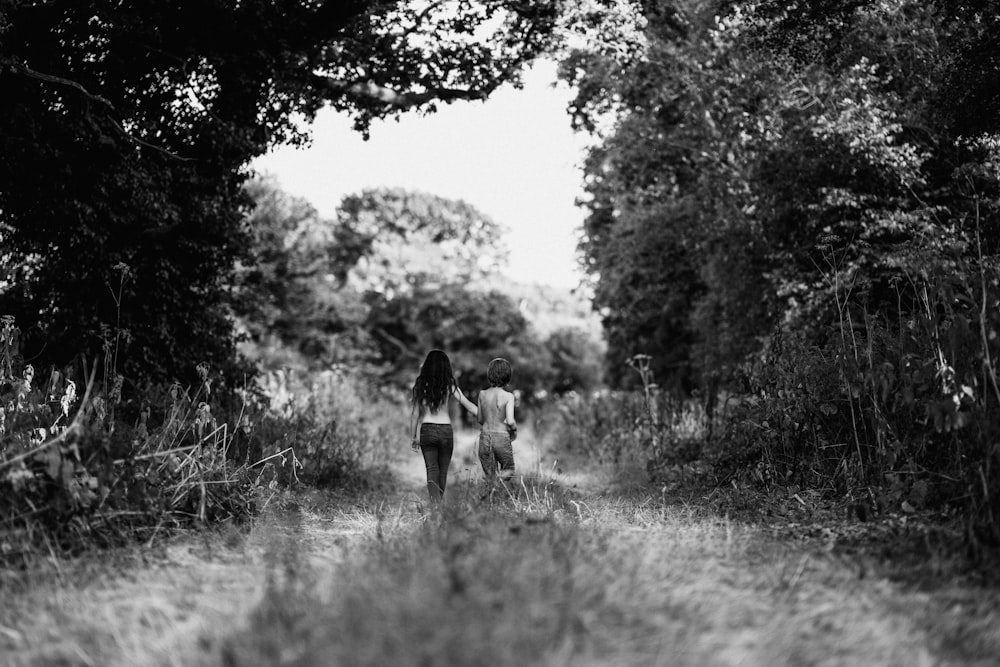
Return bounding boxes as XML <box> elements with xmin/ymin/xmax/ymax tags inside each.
<box><xmin>236</xmin><ymin>177</ymin><xmax>604</xmax><ymax>402</ymax></box>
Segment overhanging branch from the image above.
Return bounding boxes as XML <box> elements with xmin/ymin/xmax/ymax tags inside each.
<box><xmin>3</xmin><ymin>58</ymin><xmax>116</xmax><ymax>110</ymax></box>
<box><xmin>3</xmin><ymin>57</ymin><xmax>193</xmax><ymax>161</ymax></box>
<box><xmin>315</xmin><ymin>76</ymin><xmax>500</xmax><ymax>109</ymax></box>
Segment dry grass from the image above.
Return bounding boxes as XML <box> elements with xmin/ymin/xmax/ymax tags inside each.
<box><xmin>219</xmin><ymin>473</ymin><xmax>996</xmax><ymax>667</ymax></box>
<box><xmin>3</xmin><ymin>455</ymin><xmax>999</xmax><ymax>667</ymax></box>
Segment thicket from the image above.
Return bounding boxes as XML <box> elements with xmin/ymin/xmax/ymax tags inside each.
<box><xmin>564</xmin><ymin>0</ymin><xmax>1000</xmax><ymax>548</ymax></box>
<box><xmin>0</xmin><ymin>309</ymin><xmax>403</xmax><ymax>569</ymax></box>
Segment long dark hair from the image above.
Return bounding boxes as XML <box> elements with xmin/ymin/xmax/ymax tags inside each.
<box><xmin>411</xmin><ymin>349</ymin><xmax>457</xmax><ymax>412</ymax></box>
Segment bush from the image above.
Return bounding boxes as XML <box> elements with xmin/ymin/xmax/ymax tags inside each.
<box><xmin>254</xmin><ymin>368</ymin><xmax>408</xmax><ymax>488</ymax></box>
<box><xmin>0</xmin><ymin>343</ymin><xmax>265</xmax><ymax>568</ymax></box>
<box><xmin>537</xmin><ymin>384</ymin><xmax>705</xmax><ymax>476</ymax></box>
<box><xmin>0</xmin><ymin>313</ymin><xmax>408</xmax><ymax>568</ymax></box>
<box><xmin>717</xmin><ymin>255</ymin><xmax>1000</xmax><ymax>553</ymax></box>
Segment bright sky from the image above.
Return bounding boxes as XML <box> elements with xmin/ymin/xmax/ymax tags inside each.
<box><xmin>251</xmin><ymin>60</ymin><xmax>592</xmax><ymax>289</ymax></box>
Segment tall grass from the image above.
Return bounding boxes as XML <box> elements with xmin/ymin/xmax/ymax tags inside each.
<box><xmin>535</xmin><ymin>385</ymin><xmax>708</xmax><ymax>492</ymax></box>
<box><xmin>254</xmin><ymin>367</ymin><xmax>408</xmax><ymax>487</ymax></box>
<box><xmin>719</xmin><ymin>238</ymin><xmax>1000</xmax><ymax>554</ymax></box>
<box><xmin>0</xmin><ymin>306</ymin><xmax>406</xmax><ymax>569</ymax></box>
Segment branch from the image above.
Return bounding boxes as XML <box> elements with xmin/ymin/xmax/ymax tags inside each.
<box><xmin>3</xmin><ymin>58</ymin><xmax>115</xmax><ymax>110</ymax></box>
<box><xmin>315</xmin><ymin>76</ymin><xmax>499</xmax><ymax>109</ymax></box>
<box><xmin>375</xmin><ymin>327</ymin><xmax>414</xmax><ymax>357</ymax></box>
<box><xmin>3</xmin><ymin>58</ymin><xmax>193</xmax><ymax>162</ymax></box>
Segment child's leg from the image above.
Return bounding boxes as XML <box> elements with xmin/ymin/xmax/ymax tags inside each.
<box><xmin>420</xmin><ymin>444</ymin><xmax>442</xmax><ymax>500</ymax></box>
<box><xmin>419</xmin><ymin>424</ymin><xmax>454</xmax><ymax>500</ymax></box>
<box><xmin>477</xmin><ymin>432</ymin><xmax>496</xmax><ymax>480</ymax></box>
<box><xmin>436</xmin><ymin>436</ymin><xmax>454</xmax><ymax>495</ymax></box>
<box><xmin>493</xmin><ymin>435</ymin><xmax>515</xmax><ymax>480</ymax></box>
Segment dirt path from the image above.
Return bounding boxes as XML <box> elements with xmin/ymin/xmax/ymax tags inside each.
<box><xmin>2</xmin><ymin>436</ymin><xmax>998</xmax><ymax>667</ymax></box>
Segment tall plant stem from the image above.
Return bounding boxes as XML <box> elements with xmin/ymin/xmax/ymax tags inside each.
<box><xmin>974</xmin><ymin>198</ymin><xmax>1000</xmax><ymax>408</ymax></box>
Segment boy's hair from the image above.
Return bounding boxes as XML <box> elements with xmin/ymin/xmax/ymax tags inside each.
<box><xmin>487</xmin><ymin>358</ymin><xmax>512</xmax><ymax>387</ymax></box>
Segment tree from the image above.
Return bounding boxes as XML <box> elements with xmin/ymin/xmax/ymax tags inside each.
<box><xmin>0</xmin><ymin>0</ymin><xmax>562</xmax><ymax>388</ymax></box>
<box><xmin>337</xmin><ymin>188</ymin><xmax>509</xmax><ymax>297</ymax></box>
<box><xmin>545</xmin><ymin>326</ymin><xmax>604</xmax><ymax>394</ymax></box>
<box><xmin>235</xmin><ymin>175</ymin><xmax>373</xmax><ymax>369</ymax></box>
<box><xmin>364</xmin><ymin>283</ymin><xmax>543</xmax><ymax>389</ymax></box>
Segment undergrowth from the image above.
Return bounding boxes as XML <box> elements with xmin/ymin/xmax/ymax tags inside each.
<box><xmin>0</xmin><ymin>301</ymin><xmax>404</xmax><ymax>569</ymax></box>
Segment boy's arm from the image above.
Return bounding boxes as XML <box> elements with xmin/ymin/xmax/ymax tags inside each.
<box><xmin>477</xmin><ymin>392</ymin><xmax>484</xmax><ymax>424</ymax></box>
<box><xmin>504</xmin><ymin>391</ymin><xmax>516</xmax><ymax>427</ymax></box>
<box><xmin>504</xmin><ymin>391</ymin><xmax>517</xmax><ymax>440</ymax></box>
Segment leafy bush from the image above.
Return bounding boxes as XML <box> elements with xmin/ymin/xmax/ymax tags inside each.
<box><xmin>0</xmin><ymin>311</ymin><xmax>408</xmax><ymax>568</ymax></box>
<box><xmin>255</xmin><ymin>368</ymin><xmax>408</xmax><ymax>488</ymax></box>
<box><xmin>0</xmin><ymin>322</ymin><xmax>267</xmax><ymax>567</ymax></box>
<box><xmin>718</xmin><ymin>249</ymin><xmax>1000</xmax><ymax>553</ymax></box>
<box><xmin>538</xmin><ymin>383</ymin><xmax>705</xmax><ymax>476</ymax></box>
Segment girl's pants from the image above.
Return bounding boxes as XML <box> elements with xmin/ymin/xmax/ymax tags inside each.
<box><xmin>478</xmin><ymin>431</ymin><xmax>514</xmax><ymax>480</ymax></box>
<box><xmin>419</xmin><ymin>423</ymin><xmax>454</xmax><ymax>501</ymax></box>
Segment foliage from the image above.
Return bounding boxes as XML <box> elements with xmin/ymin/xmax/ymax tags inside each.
<box><xmin>0</xmin><ymin>0</ymin><xmax>563</xmax><ymax>387</ymax></box>
<box><xmin>563</xmin><ymin>0</ymin><xmax>1000</xmax><ymax>542</ymax></box>
<box><xmin>0</xmin><ymin>319</ymin><xmax>266</xmax><ymax>567</ymax></box>
<box><xmin>338</xmin><ymin>187</ymin><xmax>510</xmax><ymax>295</ymax></box>
<box><xmin>544</xmin><ymin>326</ymin><xmax>605</xmax><ymax>394</ymax></box>
<box><xmin>0</xmin><ymin>305</ymin><xmax>403</xmax><ymax>566</ymax></box>
<box><xmin>235</xmin><ymin>175</ymin><xmax>375</xmax><ymax>369</ymax></box>
<box><xmin>239</xmin><ymin>179</ymin><xmax>606</xmax><ymax>401</ymax></box>
<box><xmin>255</xmin><ymin>367</ymin><xmax>407</xmax><ymax>488</ymax></box>
<box><xmin>365</xmin><ymin>282</ymin><xmax>547</xmax><ymax>390</ymax></box>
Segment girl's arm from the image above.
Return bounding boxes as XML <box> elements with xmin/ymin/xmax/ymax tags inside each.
<box><xmin>453</xmin><ymin>386</ymin><xmax>479</xmax><ymax>416</ymax></box>
<box><xmin>410</xmin><ymin>404</ymin><xmax>423</xmax><ymax>442</ymax></box>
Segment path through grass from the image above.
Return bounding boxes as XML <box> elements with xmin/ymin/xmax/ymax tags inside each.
<box><xmin>2</xmin><ymin>439</ymin><xmax>998</xmax><ymax>666</ymax></box>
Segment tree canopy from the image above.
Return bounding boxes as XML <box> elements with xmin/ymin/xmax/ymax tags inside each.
<box><xmin>564</xmin><ymin>0</ymin><xmax>1000</xmax><ymax>392</ymax></box>
<box><xmin>0</xmin><ymin>0</ymin><xmax>563</xmax><ymax>388</ymax></box>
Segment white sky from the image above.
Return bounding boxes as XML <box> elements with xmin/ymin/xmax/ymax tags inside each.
<box><xmin>251</xmin><ymin>60</ymin><xmax>592</xmax><ymax>288</ymax></box>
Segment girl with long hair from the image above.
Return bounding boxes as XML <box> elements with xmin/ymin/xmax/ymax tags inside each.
<box><xmin>410</xmin><ymin>349</ymin><xmax>477</xmax><ymax>502</ymax></box>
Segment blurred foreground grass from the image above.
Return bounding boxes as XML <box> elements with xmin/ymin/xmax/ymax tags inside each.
<box><xmin>221</xmin><ymin>476</ymin><xmax>998</xmax><ymax>667</ymax></box>
<box><xmin>3</xmin><ymin>465</ymin><xmax>999</xmax><ymax>667</ymax></box>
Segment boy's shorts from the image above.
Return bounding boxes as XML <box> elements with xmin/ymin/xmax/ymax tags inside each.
<box><xmin>478</xmin><ymin>431</ymin><xmax>514</xmax><ymax>480</ymax></box>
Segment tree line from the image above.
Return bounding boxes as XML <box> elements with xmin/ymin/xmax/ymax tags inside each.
<box><xmin>240</xmin><ymin>178</ymin><xmax>604</xmax><ymax>400</ymax></box>
<box><xmin>564</xmin><ymin>0</ymin><xmax>1000</xmax><ymax>545</ymax></box>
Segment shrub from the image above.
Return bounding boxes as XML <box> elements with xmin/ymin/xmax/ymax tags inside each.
<box><xmin>254</xmin><ymin>368</ymin><xmax>408</xmax><ymax>488</ymax></box>
<box><xmin>0</xmin><ymin>333</ymin><xmax>266</xmax><ymax>568</ymax></box>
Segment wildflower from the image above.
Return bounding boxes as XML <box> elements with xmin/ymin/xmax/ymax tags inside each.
<box><xmin>196</xmin><ymin>362</ymin><xmax>212</xmax><ymax>398</ymax></box>
<box><xmin>61</xmin><ymin>379</ymin><xmax>77</xmax><ymax>417</ymax></box>
<box><xmin>195</xmin><ymin>402</ymin><xmax>214</xmax><ymax>441</ymax></box>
